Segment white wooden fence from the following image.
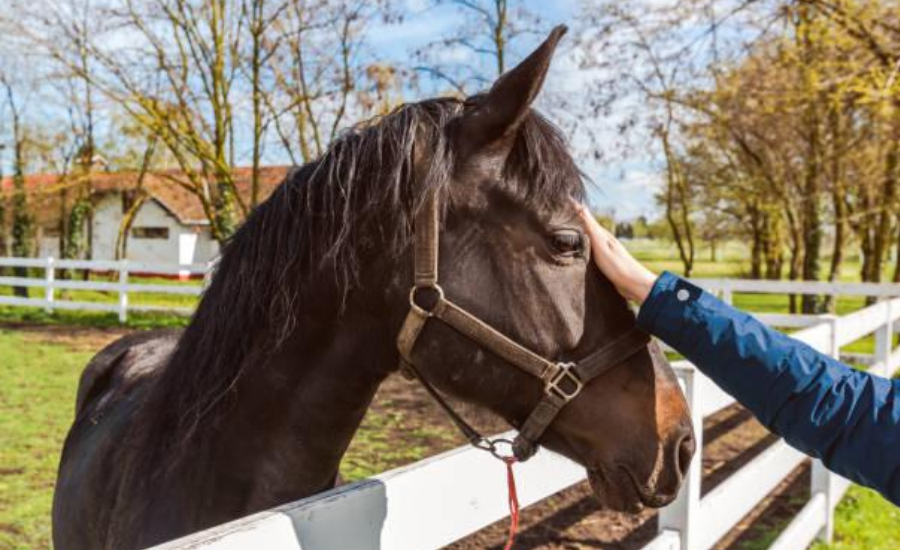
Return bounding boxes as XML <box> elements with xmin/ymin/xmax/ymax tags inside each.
<box><xmin>136</xmin><ymin>277</ymin><xmax>900</xmax><ymax>550</ymax></box>
<box><xmin>0</xmin><ymin>257</ymin><xmax>208</xmax><ymax>321</ymax></box>
<box><xmin>2</xmin><ymin>258</ymin><xmax>900</xmax><ymax>549</ymax></box>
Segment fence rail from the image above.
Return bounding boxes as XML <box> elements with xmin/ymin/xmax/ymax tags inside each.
<box><xmin>0</xmin><ymin>257</ymin><xmax>208</xmax><ymax>321</ymax></box>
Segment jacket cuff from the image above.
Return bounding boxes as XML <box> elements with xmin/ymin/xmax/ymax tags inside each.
<box><xmin>636</xmin><ymin>271</ymin><xmax>706</xmax><ymax>351</ymax></box>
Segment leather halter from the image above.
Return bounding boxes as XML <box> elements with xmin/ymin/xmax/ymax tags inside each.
<box><xmin>396</xmin><ymin>190</ymin><xmax>651</xmax><ymax>461</ymax></box>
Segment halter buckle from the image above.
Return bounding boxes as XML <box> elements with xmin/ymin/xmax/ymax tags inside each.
<box><xmin>545</xmin><ymin>362</ymin><xmax>583</xmax><ymax>402</ymax></box>
<box><xmin>409</xmin><ymin>284</ymin><xmax>445</xmax><ymax>317</ymax></box>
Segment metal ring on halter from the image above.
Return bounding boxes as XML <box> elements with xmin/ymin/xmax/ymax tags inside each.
<box><xmin>475</xmin><ymin>437</ymin><xmax>516</xmax><ymax>461</ymax></box>
<box><xmin>409</xmin><ymin>284</ymin><xmax>445</xmax><ymax>317</ymax></box>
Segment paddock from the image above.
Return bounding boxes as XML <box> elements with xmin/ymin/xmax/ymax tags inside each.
<box><xmin>2</xmin><ymin>260</ymin><xmax>899</xmax><ymax>550</ymax></box>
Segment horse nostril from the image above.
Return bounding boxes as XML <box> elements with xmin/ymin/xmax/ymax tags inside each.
<box><xmin>676</xmin><ymin>431</ymin><xmax>696</xmax><ymax>478</ymax></box>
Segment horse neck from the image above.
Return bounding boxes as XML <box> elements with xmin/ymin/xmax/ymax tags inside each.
<box><xmin>202</xmin><ymin>285</ymin><xmax>400</xmax><ymax>511</ymax></box>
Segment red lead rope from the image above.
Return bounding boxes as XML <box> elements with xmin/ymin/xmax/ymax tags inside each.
<box><xmin>501</xmin><ymin>457</ymin><xmax>520</xmax><ymax>550</ymax></box>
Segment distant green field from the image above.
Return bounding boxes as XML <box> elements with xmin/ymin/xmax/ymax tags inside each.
<box><xmin>626</xmin><ymin>238</ymin><xmax>876</xmax><ymax>282</ymax></box>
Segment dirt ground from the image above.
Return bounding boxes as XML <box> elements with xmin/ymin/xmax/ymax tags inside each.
<box><xmin>1</xmin><ymin>321</ymin><xmax>132</xmax><ymax>352</ymax></box>
<box><xmin>14</xmin><ymin>323</ymin><xmax>805</xmax><ymax>550</ymax></box>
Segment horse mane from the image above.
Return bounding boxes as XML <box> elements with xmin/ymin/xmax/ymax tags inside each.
<box><xmin>133</xmin><ymin>96</ymin><xmax>586</xmax><ymax>479</ymax></box>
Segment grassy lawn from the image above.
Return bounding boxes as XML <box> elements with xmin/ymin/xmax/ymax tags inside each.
<box><xmin>812</xmin><ymin>487</ymin><xmax>900</xmax><ymax>550</ymax></box>
<box><xmin>0</xmin><ymin>331</ymin><xmax>92</xmax><ymax>550</ymax></box>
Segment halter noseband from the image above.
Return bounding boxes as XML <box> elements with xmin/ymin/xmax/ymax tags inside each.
<box><xmin>396</xmin><ymin>190</ymin><xmax>651</xmax><ymax>461</ymax></box>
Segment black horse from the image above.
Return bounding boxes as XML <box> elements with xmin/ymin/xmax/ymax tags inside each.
<box><xmin>53</xmin><ymin>27</ymin><xmax>694</xmax><ymax>550</ymax></box>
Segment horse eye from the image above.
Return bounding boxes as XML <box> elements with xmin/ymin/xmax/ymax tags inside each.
<box><xmin>550</xmin><ymin>231</ymin><xmax>583</xmax><ymax>256</ymax></box>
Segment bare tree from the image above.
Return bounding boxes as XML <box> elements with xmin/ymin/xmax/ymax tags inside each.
<box><xmin>413</xmin><ymin>0</ymin><xmax>545</xmax><ymax>94</ymax></box>
<box><xmin>19</xmin><ymin>0</ymin><xmax>249</xmax><ymax>242</ymax></box>
<box><xmin>260</xmin><ymin>0</ymin><xmax>398</xmax><ymax>166</ymax></box>
<box><xmin>15</xmin><ymin>0</ymin><xmax>398</xmax><ymax>242</ymax></box>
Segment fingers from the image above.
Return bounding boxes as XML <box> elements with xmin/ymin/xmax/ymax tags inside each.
<box><xmin>570</xmin><ymin>200</ymin><xmax>657</xmax><ymax>304</ymax></box>
<box><xmin>573</xmin><ymin>200</ymin><xmax>604</xmax><ymax>237</ymax></box>
<box><xmin>574</xmin><ymin>203</ymin><xmax>614</xmax><ymax>257</ymax></box>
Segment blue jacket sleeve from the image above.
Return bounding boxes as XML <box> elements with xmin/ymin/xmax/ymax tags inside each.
<box><xmin>636</xmin><ymin>271</ymin><xmax>900</xmax><ymax>506</ymax></box>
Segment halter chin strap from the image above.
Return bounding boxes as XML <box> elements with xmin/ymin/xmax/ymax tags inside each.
<box><xmin>396</xmin><ymin>190</ymin><xmax>651</xmax><ymax>461</ymax></box>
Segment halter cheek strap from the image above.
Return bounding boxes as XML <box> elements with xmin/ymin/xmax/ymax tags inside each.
<box><xmin>396</xmin><ymin>190</ymin><xmax>651</xmax><ymax>461</ymax></box>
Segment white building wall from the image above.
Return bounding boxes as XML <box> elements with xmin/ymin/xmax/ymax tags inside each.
<box><xmin>193</xmin><ymin>228</ymin><xmax>219</xmax><ymax>264</ymax></box>
<box><xmin>89</xmin><ymin>194</ymin><xmax>218</xmax><ymax>265</ymax></box>
<box><xmin>38</xmin><ymin>232</ymin><xmax>60</xmax><ymax>258</ymax></box>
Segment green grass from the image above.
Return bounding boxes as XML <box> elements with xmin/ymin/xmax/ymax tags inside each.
<box><xmin>0</xmin><ymin>331</ymin><xmax>92</xmax><ymax>550</ymax></box>
<box><xmin>812</xmin><ymin>487</ymin><xmax>900</xmax><ymax>550</ymax></box>
<box><xmin>726</xmin><ymin>487</ymin><xmax>900</xmax><ymax>550</ymax></box>
<box><xmin>0</xmin><ymin>306</ymin><xmax>189</xmax><ymax>330</ymax></box>
<box><xmin>340</xmin><ymin>405</ymin><xmax>456</xmax><ymax>481</ymax></box>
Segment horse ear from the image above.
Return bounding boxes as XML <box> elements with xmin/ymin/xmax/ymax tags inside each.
<box><xmin>458</xmin><ymin>25</ymin><xmax>567</xmax><ymax>149</ymax></box>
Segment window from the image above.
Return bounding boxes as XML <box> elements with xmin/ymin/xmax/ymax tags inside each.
<box><xmin>132</xmin><ymin>227</ymin><xmax>170</xmax><ymax>240</ymax></box>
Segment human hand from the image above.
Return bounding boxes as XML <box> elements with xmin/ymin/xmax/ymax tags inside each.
<box><xmin>574</xmin><ymin>203</ymin><xmax>658</xmax><ymax>305</ymax></box>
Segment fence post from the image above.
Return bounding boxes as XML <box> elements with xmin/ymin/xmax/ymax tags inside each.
<box><xmin>118</xmin><ymin>260</ymin><xmax>129</xmax><ymax>323</ymax></box>
<box><xmin>812</xmin><ymin>315</ymin><xmax>841</xmax><ymax>543</ymax></box>
<box><xmin>874</xmin><ymin>301</ymin><xmax>894</xmax><ymax>378</ymax></box>
<box><xmin>721</xmin><ymin>286</ymin><xmax>733</xmax><ymax>305</ymax></box>
<box><xmin>659</xmin><ymin>365</ymin><xmax>703</xmax><ymax>550</ymax></box>
<box><xmin>202</xmin><ymin>260</ymin><xmax>214</xmax><ymax>291</ymax></box>
<box><xmin>44</xmin><ymin>257</ymin><xmax>55</xmax><ymax>313</ymax></box>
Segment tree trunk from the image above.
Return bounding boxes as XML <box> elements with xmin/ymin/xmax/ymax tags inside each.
<box><xmin>871</xmin><ymin>140</ymin><xmax>899</xmax><ymax>284</ymax></box>
<box><xmin>249</xmin><ymin>0</ymin><xmax>265</xmax><ymax>209</ymax></box>
<box><xmin>116</xmin><ymin>138</ymin><xmax>157</xmax><ymax>260</ymax></box>
<box><xmin>893</xmin><ymin>221</ymin><xmax>900</xmax><ymax>283</ymax></box>
<box><xmin>660</xmin><ymin>130</ymin><xmax>695</xmax><ymax>277</ymax></box>
<box><xmin>0</xmin><ymin>191</ymin><xmax>7</xmax><ymax>277</ymax></box>
<box><xmin>11</xmin><ymin>172</ymin><xmax>32</xmax><ymax>298</ymax></box>
<box><xmin>788</xmin><ymin>225</ymin><xmax>803</xmax><ymax>314</ymax></box>
<box><xmin>749</xmin><ymin>202</ymin><xmax>763</xmax><ymax>278</ymax></box>
<box><xmin>824</xmin><ymin>107</ymin><xmax>847</xmax><ymax>313</ymax></box>
<box><xmin>116</xmin><ymin>195</ymin><xmax>149</xmax><ymax>261</ymax></box>
<box><xmin>798</xmin><ymin>2</ymin><xmax>823</xmax><ymax>313</ymax></box>
<box><xmin>800</xmin><ymin>108</ymin><xmax>823</xmax><ymax>313</ymax></box>
<box><xmin>763</xmin><ymin>209</ymin><xmax>784</xmax><ymax>280</ymax></box>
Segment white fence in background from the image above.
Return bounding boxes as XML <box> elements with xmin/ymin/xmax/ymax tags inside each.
<box><xmin>0</xmin><ymin>257</ymin><xmax>209</xmax><ymax>321</ymax></box>
<box><xmin>3</xmin><ymin>256</ymin><xmax>900</xmax><ymax>326</ymax></box>
<box><xmin>136</xmin><ymin>279</ymin><xmax>900</xmax><ymax>550</ymax></box>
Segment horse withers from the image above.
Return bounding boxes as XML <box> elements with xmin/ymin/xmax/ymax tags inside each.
<box><xmin>52</xmin><ymin>26</ymin><xmax>694</xmax><ymax>550</ymax></box>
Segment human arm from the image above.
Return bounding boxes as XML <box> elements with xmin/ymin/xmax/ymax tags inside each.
<box><xmin>575</xmin><ymin>205</ymin><xmax>900</xmax><ymax>506</ymax></box>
